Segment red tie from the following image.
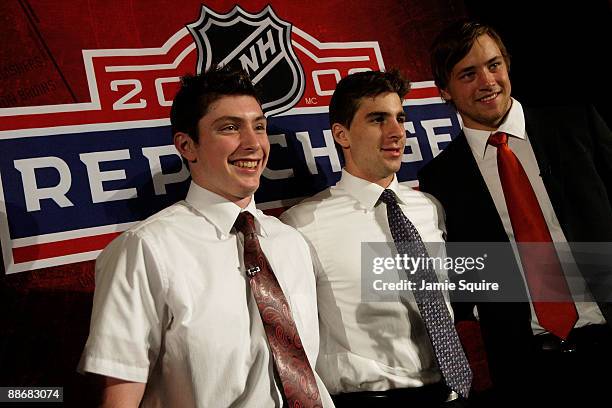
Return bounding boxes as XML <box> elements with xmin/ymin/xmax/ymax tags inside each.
<box><xmin>488</xmin><ymin>132</ymin><xmax>577</xmax><ymax>339</ymax></box>
<box><xmin>234</xmin><ymin>212</ymin><xmax>323</xmax><ymax>408</ymax></box>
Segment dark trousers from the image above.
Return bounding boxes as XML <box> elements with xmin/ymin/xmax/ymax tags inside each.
<box><xmin>469</xmin><ymin>324</ymin><xmax>612</xmax><ymax>408</ymax></box>
<box><xmin>331</xmin><ymin>383</ymin><xmax>467</xmax><ymax>408</ymax></box>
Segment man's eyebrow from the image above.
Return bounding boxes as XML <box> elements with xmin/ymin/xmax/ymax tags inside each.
<box><xmin>456</xmin><ymin>56</ymin><xmax>503</xmax><ymax>76</ymax></box>
<box><xmin>365</xmin><ymin>111</ymin><xmax>391</xmax><ymax>118</ymax></box>
<box><xmin>456</xmin><ymin>65</ymin><xmax>475</xmax><ymax>76</ymax></box>
<box><xmin>365</xmin><ymin>111</ymin><xmax>405</xmax><ymax>118</ymax></box>
<box><xmin>211</xmin><ymin>116</ymin><xmax>244</xmax><ymax>125</ymax></box>
<box><xmin>210</xmin><ymin>115</ymin><xmax>267</xmax><ymax>125</ymax></box>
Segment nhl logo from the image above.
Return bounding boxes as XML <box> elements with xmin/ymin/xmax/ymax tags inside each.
<box><xmin>188</xmin><ymin>5</ymin><xmax>305</xmax><ymax>116</ymax></box>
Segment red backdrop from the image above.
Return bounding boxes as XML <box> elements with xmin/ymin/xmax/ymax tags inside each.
<box><xmin>0</xmin><ymin>0</ymin><xmax>465</xmax><ymax>405</ymax></box>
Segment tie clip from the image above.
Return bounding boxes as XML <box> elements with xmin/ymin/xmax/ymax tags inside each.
<box><xmin>246</xmin><ymin>266</ymin><xmax>261</xmax><ymax>277</ymax></box>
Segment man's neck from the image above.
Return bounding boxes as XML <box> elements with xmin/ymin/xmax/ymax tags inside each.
<box><xmin>344</xmin><ymin>167</ymin><xmax>394</xmax><ymax>188</ymax></box>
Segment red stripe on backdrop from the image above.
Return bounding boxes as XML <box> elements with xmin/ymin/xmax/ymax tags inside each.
<box><xmin>12</xmin><ymin>232</ymin><xmax>122</xmax><ymax>263</ymax></box>
<box><xmin>406</xmin><ymin>87</ymin><xmax>440</xmax><ymax>99</ymax></box>
<box><xmin>10</xmin><ymin>205</ymin><xmax>295</xmax><ymax>264</ymax></box>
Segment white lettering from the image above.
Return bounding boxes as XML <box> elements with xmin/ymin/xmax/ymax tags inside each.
<box><xmin>141</xmin><ymin>145</ymin><xmax>190</xmax><ymax>195</ymax></box>
<box><xmin>402</xmin><ymin>122</ymin><xmax>423</xmax><ymax>162</ymax></box>
<box><xmin>422</xmin><ymin>118</ymin><xmax>452</xmax><ymax>158</ymax></box>
<box><xmin>256</xmin><ymin>30</ymin><xmax>276</xmax><ymax>64</ymax></box>
<box><xmin>14</xmin><ymin>157</ymin><xmax>74</xmax><ymax>212</ymax></box>
<box><xmin>312</xmin><ymin>69</ymin><xmax>341</xmax><ymax>97</ymax></box>
<box><xmin>262</xmin><ymin>134</ymin><xmax>294</xmax><ymax>180</ymax></box>
<box><xmin>110</xmin><ymin>79</ymin><xmax>146</xmax><ymax>110</ymax></box>
<box><xmin>373</xmin><ymin>257</ymin><xmax>385</xmax><ymax>274</ymax></box>
<box><xmin>296</xmin><ymin>130</ymin><xmax>341</xmax><ymax>175</ymax></box>
<box><xmin>79</xmin><ymin>150</ymin><xmax>137</xmax><ymax>203</ymax></box>
<box><xmin>239</xmin><ymin>46</ymin><xmax>259</xmax><ymax>73</ymax></box>
<box><xmin>154</xmin><ymin>77</ymin><xmax>180</xmax><ymax>107</ymax></box>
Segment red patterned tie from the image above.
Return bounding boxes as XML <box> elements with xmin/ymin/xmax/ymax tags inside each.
<box><xmin>234</xmin><ymin>212</ymin><xmax>323</xmax><ymax>408</ymax></box>
<box><xmin>488</xmin><ymin>132</ymin><xmax>578</xmax><ymax>339</ymax></box>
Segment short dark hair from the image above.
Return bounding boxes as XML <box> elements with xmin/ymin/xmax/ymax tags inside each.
<box><xmin>170</xmin><ymin>64</ymin><xmax>261</xmax><ymax>142</ymax></box>
<box><xmin>430</xmin><ymin>20</ymin><xmax>510</xmax><ymax>91</ymax></box>
<box><xmin>329</xmin><ymin>70</ymin><xmax>410</xmax><ymax>128</ymax></box>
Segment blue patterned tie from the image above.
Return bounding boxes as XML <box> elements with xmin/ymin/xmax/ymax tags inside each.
<box><xmin>380</xmin><ymin>189</ymin><xmax>472</xmax><ymax>398</ymax></box>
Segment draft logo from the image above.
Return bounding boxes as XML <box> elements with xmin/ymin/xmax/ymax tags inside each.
<box><xmin>0</xmin><ymin>5</ymin><xmax>455</xmax><ymax>274</ymax></box>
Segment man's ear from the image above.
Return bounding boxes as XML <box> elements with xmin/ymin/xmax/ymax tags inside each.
<box><xmin>174</xmin><ymin>132</ymin><xmax>197</xmax><ymax>163</ymax></box>
<box><xmin>440</xmin><ymin>88</ymin><xmax>451</xmax><ymax>102</ymax></box>
<box><xmin>332</xmin><ymin>123</ymin><xmax>350</xmax><ymax>149</ymax></box>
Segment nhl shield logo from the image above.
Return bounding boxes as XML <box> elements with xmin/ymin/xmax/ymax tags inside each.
<box><xmin>187</xmin><ymin>5</ymin><xmax>305</xmax><ymax>116</ymax></box>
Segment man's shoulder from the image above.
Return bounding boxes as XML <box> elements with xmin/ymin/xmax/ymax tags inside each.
<box><xmin>397</xmin><ymin>183</ymin><xmax>444</xmax><ymax>209</ymax></box>
<box><xmin>418</xmin><ymin>132</ymin><xmax>466</xmax><ymax>180</ymax></box>
<box><xmin>523</xmin><ymin>103</ymin><xmax>595</xmax><ymax>126</ymax></box>
<box><xmin>129</xmin><ymin>200</ymin><xmax>191</xmax><ymax>236</ymax></box>
<box><xmin>397</xmin><ymin>182</ymin><xmax>430</xmax><ymax>200</ymax></box>
<box><xmin>280</xmin><ymin>186</ymin><xmax>346</xmax><ymax>226</ymax></box>
<box><xmin>98</xmin><ymin>201</ymin><xmax>189</xmax><ymax>253</ymax></box>
<box><xmin>258</xmin><ymin>210</ymin><xmax>307</xmax><ymax>238</ymax></box>
<box><xmin>524</xmin><ymin>104</ymin><xmax>607</xmax><ymax>147</ymax></box>
<box><xmin>257</xmin><ymin>211</ymin><xmax>314</xmax><ymax>259</ymax></box>
<box><xmin>524</xmin><ymin>103</ymin><xmax>587</xmax><ymax>115</ymax></box>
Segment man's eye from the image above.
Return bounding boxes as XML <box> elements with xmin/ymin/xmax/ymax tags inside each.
<box><xmin>372</xmin><ymin>116</ymin><xmax>385</xmax><ymax>123</ymax></box>
<box><xmin>489</xmin><ymin>62</ymin><xmax>501</xmax><ymax>71</ymax></box>
<box><xmin>397</xmin><ymin>116</ymin><xmax>406</xmax><ymax>124</ymax></box>
<box><xmin>460</xmin><ymin>72</ymin><xmax>475</xmax><ymax>80</ymax></box>
<box><xmin>221</xmin><ymin>125</ymin><xmax>238</xmax><ymax>131</ymax></box>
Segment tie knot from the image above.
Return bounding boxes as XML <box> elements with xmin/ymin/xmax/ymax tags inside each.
<box><xmin>234</xmin><ymin>211</ymin><xmax>257</xmax><ymax>236</ymax></box>
<box><xmin>488</xmin><ymin>132</ymin><xmax>508</xmax><ymax>147</ymax></box>
<box><xmin>379</xmin><ymin>189</ymin><xmax>397</xmax><ymax>206</ymax></box>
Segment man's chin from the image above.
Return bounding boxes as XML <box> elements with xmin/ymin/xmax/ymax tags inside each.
<box><xmin>375</xmin><ymin>167</ymin><xmax>400</xmax><ymax>183</ymax></box>
<box><xmin>386</xmin><ymin>161</ymin><xmax>402</xmax><ymax>174</ymax></box>
<box><xmin>232</xmin><ymin>184</ymin><xmax>260</xmax><ymax>200</ymax></box>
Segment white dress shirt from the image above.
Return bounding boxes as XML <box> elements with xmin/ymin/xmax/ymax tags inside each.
<box><xmin>281</xmin><ymin>170</ymin><xmax>450</xmax><ymax>394</ymax></box>
<box><xmin>78</xmin><ymin>182</ymin><xmax>334</xmax><ymax>408</ymax></box>
<box><xmin>463</xmin><ymin>98</ymin><xmax>605</xmax><ymax>333</ymax></box>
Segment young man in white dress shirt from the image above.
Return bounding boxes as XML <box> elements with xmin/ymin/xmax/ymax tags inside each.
<box><xmin>281</xmin><ymin>70</ymin><xmax>468</xmax><ymax>407</ymax></box>
<box><xmin>78</xmin><ymin>65</ymin><xmax>334</xmax><ymax>408</ymax></box>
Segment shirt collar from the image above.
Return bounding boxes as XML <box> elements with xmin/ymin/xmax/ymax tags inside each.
<box><xmin>185</xmin><ymin>182</ymin><xmax>266</xmax><ymax>238</ymax></box>
<box><xmin>464</xmin><ymin>97</ymin><xmax>527</xmax><ymax>159</ymax></box>
<box><xmin>336</xmin><ymin>169</ymin><xmax>404</xmax><ymax>210</ymax></box>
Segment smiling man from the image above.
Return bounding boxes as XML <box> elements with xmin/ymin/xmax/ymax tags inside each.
<box><xmin>78</xmin><ymin>65</ymin><xmax>334</xmax><ymax>408</ymax></box>
<box><xmin>418</xmin><ymin>20</ymin><xmax>612</xmax><ymax>407</ymax></box>
<box><xmin>281</xmin><ymin>70</ymin><xmax>471</xmax><ymax>407</ymax></box>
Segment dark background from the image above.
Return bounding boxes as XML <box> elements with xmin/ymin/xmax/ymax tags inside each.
<box><xmin>465</xmin><ymin>0</ymin><xmax>612</xmax><ymax>127</ymax></box>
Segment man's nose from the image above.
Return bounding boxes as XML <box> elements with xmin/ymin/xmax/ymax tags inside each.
<box><xmin>479</xmin><ymin>69</ymin><xmax>496</xmax><ymax>87</ymax></box>
<box><xmin>241</xmin><ymin>127</ymin><xmax>261</xmax><ymax>149</ymax></box>
<box><xmin>386</xmin><ymin>118</ymin><xmax>406</xmax><ymax>139</ymax></box>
